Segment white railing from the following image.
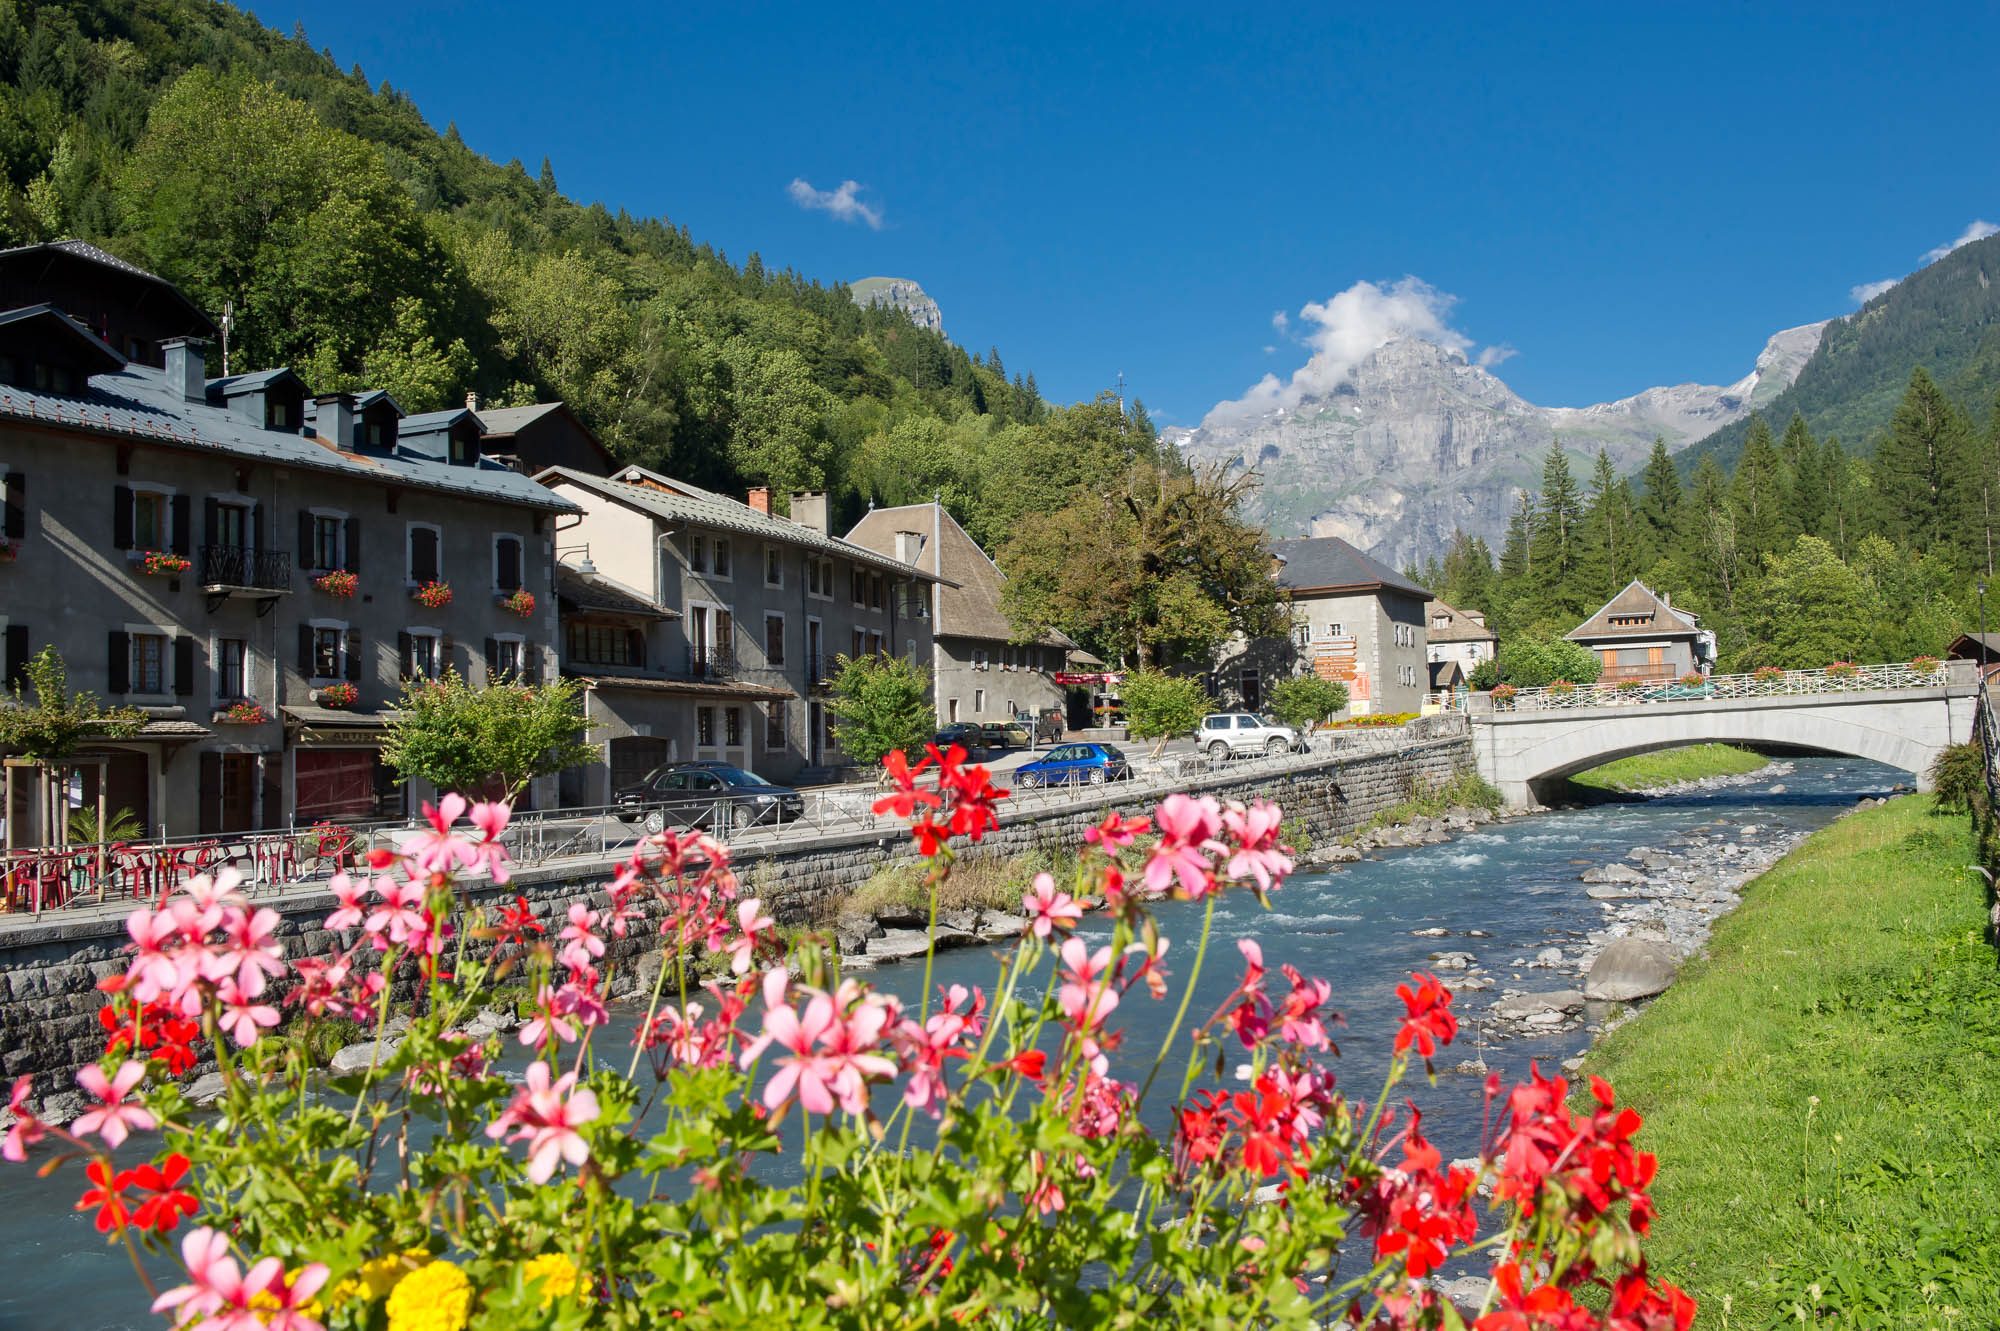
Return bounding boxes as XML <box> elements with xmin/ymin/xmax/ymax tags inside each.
<box><xmin>1474</xmin><ymin>660</ymin><xmax>1965</xmax><ymax>714</ymax></box>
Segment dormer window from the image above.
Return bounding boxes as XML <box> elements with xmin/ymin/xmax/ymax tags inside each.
<box><xmin>266</xmin><ymin>399</ymin><xmax>291</xmax><ymax>429</ymax></box>
<box><xmin>367</xmin><ymin>420</ymin><xmax>387</xmax><ymax>448</ymax></box>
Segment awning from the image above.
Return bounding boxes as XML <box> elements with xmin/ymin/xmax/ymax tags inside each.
<box><xmin>280</xmin><ymin>704</ymin><xmax>399</xmax><ymax>746</ymax></box>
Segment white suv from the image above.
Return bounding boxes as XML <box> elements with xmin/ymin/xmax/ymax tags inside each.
<box><xmin>1196</xmin><ymin>712</ymin><xmax>1300</xmax><ymax>758</ymax></box>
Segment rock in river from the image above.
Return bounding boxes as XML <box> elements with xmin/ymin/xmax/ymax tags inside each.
<box><xmin>1583</xmin><ymin>938</ymin><xmax>1680</xmax><ymax>1002</ymax></box>
<box><xmin>1579</xmin><ymin>863</ymin><xmax>1647</xmax><ymax>885</ymax></box>
<box><xmin>1490</xmin><ymin>991</ymin><xmax>1585</xmax><ymax>1021</ymax></box>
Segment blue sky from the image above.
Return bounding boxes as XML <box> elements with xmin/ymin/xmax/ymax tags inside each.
<box><xmin>259</xmin><ymin>2</ymin><xmax>2000</xmax><ymax>426</ymax></box>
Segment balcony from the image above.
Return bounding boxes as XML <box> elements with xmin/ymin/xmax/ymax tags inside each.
<box><xmin>806</xmin><ymin>653</ymin><xmax>832</xmax><ymax>692</ymax></box>
<box><xmin>1598</xmin><ymin>662</ymin><xmax>1677</xmax><ymax>684</ymax></box>
<box><xmin>686</xmin><ymin>645</ymin><xmax>737</xmax><ymax>681</ymax></box>
<box><xmin>201</xmin><ymin>545</ymin><xmax>292</xmax><ymax>615</ymax></box>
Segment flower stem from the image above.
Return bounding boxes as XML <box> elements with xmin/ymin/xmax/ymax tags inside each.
<box><xmin>1136</xmin><ymin>892</ymin><xmax>1217</xmax><ymax>1108</ymax></box>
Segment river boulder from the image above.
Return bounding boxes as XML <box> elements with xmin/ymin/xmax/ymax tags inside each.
<box><xmin>1580</xmin><ymin>863</ymin><xmax>1647</xmax><ymax>885</ymax></box>
<box><xmin>1583</xmin><ymin>938</ymin><xmax>1679</xmax><ymax>1002</ymax></box>
<box><xmin>1490</xmin><ymin>990</ymin><xmax>1585</xmax><ymax>1021</ymax></box>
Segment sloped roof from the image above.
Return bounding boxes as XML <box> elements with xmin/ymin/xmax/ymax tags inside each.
<box><xmin>1566</xmin><ymin>580</ymin><xmax>1702</xmax><ymax>642</ymax></box>
<box><xmin>555</xmin><ymin>562</ymin><xmax>678</xmax><ymax>619</ymax></box>
<box><xmin>1425</xmin><ymin>600</ymin><xmax>1498</xmax><ymax>644</ymax></box>
<box><xmin>0</xmin><ymin>240</ymin><xmax>218</xmax><ymax>336</ymax></box>
<box><xmin>0</xmin><ymin>303</ymin><xmax>127</xmax><ymax>373</ymax></box>
<box><xmin>541</xmin><ymin>466</ymin><xmax>945</xmax><ymax>582</ymax></box>
<box><xmin>476</xmin><ymin>403</ymin><xmax>566</xmax><ymax>434</ymax></box>
<box><xmin>206</xmin><ymin>368</ymin><xmax>304</xmax><ymax>400</ymax></box>
<box><xmin>1271</xmin><ymin>536</ymin><xmax>1430</xmax><ymax>599</ymax></box>
<box><xmin>0</xmin><ymin>349</ymin><xmax>575</xmax><ymax>514</ymax></box>
<box><xmin>844</xmin><ymin>502</ymin><xmax>1073</xmax><ymax>647</ymax></box>
<box><xmin>1428</xmin><ymin>659</ymin><xmax>1466</xmax><ymax>690</ymax></box>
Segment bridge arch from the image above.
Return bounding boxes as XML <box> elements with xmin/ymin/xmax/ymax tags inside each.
<box><xmin>1479</xmin><ymin>698</ymin><xmax>1961</xmax><ymax>807</ymax></box>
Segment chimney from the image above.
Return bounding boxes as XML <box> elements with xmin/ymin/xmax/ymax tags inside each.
<box><xmin>746</xmin><ymin>487</ymin><xmax>772</xmax><ymax>515</ymax></box>
<box><xmin>894</xmin><ymin>530</ymin><xmax>923</xmax><ymax>564</ymax></box>
<box><xmin>465</xmin><ymin>390</ymin><xmax>481</xmax><ymax>412</ymax></box>
<box><xmin>161</xmin><ymin>337</ymin><xmax>208</xmax><ymax>403</ymax></box>
<box><xmin>1658</xmin><ymin>590</ymin><xmax>1671</xmax><ymax>610</ymax></box>
<box><xmin>316</xmin><ymin>392</ymin><xmax>356</xmax><ymax>450</ymax></box>
<box><xmin>789</xmin><ymin>491</ymin><xmax>829</xmax><ymax>535</ymax></box>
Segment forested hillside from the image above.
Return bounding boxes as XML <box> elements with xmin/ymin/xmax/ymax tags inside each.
<box><xmin>1678</xmin><ymin>230</ymin><xmax>2000</xmax><ymax>475</ymax></box>
<box><xmin>0</xmin><ymin>0</ymin><xmax>1150</xmax><ymax>538</ymax></box>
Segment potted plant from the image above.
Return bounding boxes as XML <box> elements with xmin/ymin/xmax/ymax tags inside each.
<box><xmin>499</xmin><ymin>587</ymin><xmax>536</xmax><ymax>618</ymax></box>
<box><xmin>1547</xmin><ymin>678</ymin><xmax>1576</xmax><ymax>696</ymax></box>
<box><xmin>139</xmin><ymin>550</ymin><xmax>192</xmax><ymax>576</ymax></box>
<box><xmin>313</xmin><ymin>569</ymin><xmax>358</xmax><ymax>598</ymax></box>
<box><xmin>1614</xmin><ymin>677</ymin><xmax>1644</xmax><ymax>694</ymax></box>
<box><xmin>1910</xmin><ymin>654</ymin><xmax>1941</xmax><ymax>675</ymax></box>
<box><xmin>315</xmin><ymin>681</ymin><xmax>359</xmax><ymax>709</ymax></box>
<box><xmin>1752</xmin><ymin>665</ymin><xmax>1785</xmax><ymax>685</ymax></box>
<box><xmin>412</xmin><ymin>579</ymin><xmax>452</xmax><ymax>609</ymax></box>
<box><xmin>1826</xmin><ymin>660</ymin><xmax>1858</xmax><ymax>679</ymax></box>
<box><xmin>1678</xmin><ymin>671</ymin><xmax>1707</xmax><ymax>687</ymax></box>
<box><xmin>214</xmin><ymin>700</ymin><xmax>269</xmax><ymax>725</ymax></box>
<box><xmin>0</xmin><ymin>534</ymin><xmax>17</xmax><ymax>561</ymax></box>
<box><xmin>1489</xmin><ymin>682</ymin><xmax>1518</xmax><ymax>709</ymax></box>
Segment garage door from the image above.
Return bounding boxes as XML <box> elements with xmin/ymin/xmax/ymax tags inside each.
<box><xmin>609</xmin><ymin>737</ymin><xmax>672</xmax><ymax>791</ymax></box>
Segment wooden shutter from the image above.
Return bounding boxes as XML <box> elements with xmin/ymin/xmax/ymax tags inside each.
<box><xmin>107</xmin><ymin>630</ymin><xmax>130</xmax><ymax>694</ymax></box>
<box><xmin>173</xmin><ymin>635</ymin><xmax>195</xmax><ymax>697</ymax></box>
<box><xmin>170</xmin><ymin>494</ymin><xmax>191</xmax><ymax>556</ymax></box>
<box><xmin>344</xmin><ymin>516</ymin><xmax>361</xmax><ymax>573</ymax></box>
<box><xmin>627</xmin><ymin>628</ymin><xmax>646</xmax><ymax>669</ymax></box>
<box><xmin>298</xmin><ymin>510</ymin><xmax>315</xmax><ymax>570</ymax></box>
<box><xmin>411</xmin><ymin>528</ymin><xmax>439</xmax><ymax>583</ymax></box>
<box><xmin>198</xmin><ymin>753</ymin><xmax>222</xmax><ymax>836</ymax></box>
<box><xmin>3</xmin><ymin>624</ymin><xmax>26</xmax><ymax>691</ymax></box>
<box><xmin>113</xmin><ymin>485</ymin><xmax>133</xmax><ymax>549</ymax></box>
<box><xmin>298</xmin><ymin>624</ymin><xmax>315</xmax><ymax>675</ymax></box>
<box><xmin>259</xmin><ymin>754</ymin><xmax>283</xmax><ymax>832</ymax></box>
<box><xmin>203</xmin><ymin>497</ymin><xmax>219</xmax><ymax>550</ymax></box>
<box><xmin>497</xmin><ymin>537</ymin><xmax>522</xmax><ymax>592</ymax></box>
<box><xmin>2</xmin><ymin>472</ymin><xmax>22</xmax><ymax>539</ymax></box>
<box><xmin>250</xmin><ymin>504</ymin><xmax>264</xmax><ymax>555</ymax></box>
<box><xmin>484</xmin><ymin>637</ymin><xmax>499</xmax><ymax>677</ymax></box>
<box><xmin>397</xmin><ymin>631</ymin><xmax>413</xmax><ymax>681</ymax></box>
<box><xmin>344</xmin><ymin>629</ymin><xmax>363</xmax><ymax>682</ymax></box>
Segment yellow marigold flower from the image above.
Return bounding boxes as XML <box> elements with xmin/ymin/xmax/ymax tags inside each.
<box><xmin>521</xmin><ymin>1252</ymin><xmax>585</xmax><ymax>1308</ymax></box>
<box><xmin>385</xmin><ymin>1260</ymin><xmax>473</xmax><ymax>1331</ymax></box>
<box><xmin>333</xmin><ymin>1249</ymin><xmax>430</xmax><ymax>1306</ymax></box>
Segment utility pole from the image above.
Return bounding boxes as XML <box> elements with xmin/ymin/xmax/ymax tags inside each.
<box><xmin>219</xmin><ymin>300</ymin><xmax>234</xmax><ymax>377</ymax></box>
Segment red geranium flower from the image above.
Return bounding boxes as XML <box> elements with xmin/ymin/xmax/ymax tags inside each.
<box><xmin>76</xmin><ymin>1160</ymin><xmax>136</xmax><ymax>1234</ymax></box>
<box><xmin>871</xmin><ymin>749</ymin><xmax>941</xmax><ymax>819</ymax></box>
<box><xmin>128</xmin><ymin>1153</ymin><xmax>198</xmax><ymax>1235</ymax></box>
<box><xmin>1393</xmin><ymin>971</ymin><xmax>1458</xmax><ymax>1059</ymax></box>
<box><xmin>495</xmin><ymin>894</ymin><xmax>545</xmax><ymax>946</ymax></box>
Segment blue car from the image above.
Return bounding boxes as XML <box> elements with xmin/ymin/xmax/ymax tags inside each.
<box><xmin>1014</xmin><ymin>742</ymin><xmax>1132</xmax><ymax>789</ymax></box>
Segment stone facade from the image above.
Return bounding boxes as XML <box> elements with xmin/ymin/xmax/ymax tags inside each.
<box><xmin>0</xmin><ymin>734</ymin><xmax>1472</xmax><ymax>1101</ymax></box>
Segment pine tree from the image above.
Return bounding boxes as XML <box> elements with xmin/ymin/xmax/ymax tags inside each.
<box><xmin>1637</xmin><ymin>436</ymin><xmax>1681</xmax><ymax>547</ymax></box>
<box><xmin>1499</xmin><ymin>491</ymin><xmax>1533</xmax><ymax>584</ymax></box>
<box><xmin>1790</xmin><ymin>428</ymin><xmax>1829</xmax><ymax>540</ymax></box>
<box><xmin>1529</xmin><ymin>445</ymin><xmax>1587</xmax><ymax>617</ymax></box>
<box><xmin>1819</xmin><ymin>439</ymin><xmax>1855</xmax><ymax>560</ymax></box>
<box><xmin>1874</xmin><ymin>367</ymin><xmax>1976</xmax><ymax>556</ymax></box>
<box><xmin>1578</xmin><ymin>449</ymin><xmax>1625</xmax><ymax>601</ymax></box>
<box><xmin>1729</xmin><ymin>415</ymin><xmax>1793</xmax><ymax>566</ymax></box>
<box><xmin>1438</xmin><ymin>530</ymin><xmax>1499</xmax><ymax>615</ymax></box>
<box><xmin>1778</xmin><ymin>412</ymin><xmax>1816</xmax><ymax>466</ymax></box>
<box><xmin>1683</xmin><ymin>456</ymin><xmax>1740</xmax><ymax>610</ymax></box>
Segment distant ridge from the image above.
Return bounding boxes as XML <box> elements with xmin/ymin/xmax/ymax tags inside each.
<box><xmin>849</xmin><ymin>277</ymin><xmax>945</xmax><ymax>336</ymax></box>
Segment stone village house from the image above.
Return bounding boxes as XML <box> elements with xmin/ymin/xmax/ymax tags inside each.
<box><xmin>1214</xmin><ymin>535</ymin><xmax>1432</xmax><ymax>719</ymax></box>
<box><xmin>842</xmin><ymin>501</ymin><xmax>1077</xmax><ymax>729</ymax></box>
<box><xmin>534</xmin><ymin>467</ymin><xmax>943</xmax><ymax>800</ymax></box>
<box><xmin>1566</xmin><ymin>580</ymin><xmax>1717</xmax><ymax>684</ymax></box>
<box><xmin>0</xmin><ymin>241</ymin><xmax>577</xmax><ymax>841</ymax></box>
<box><xmin>1423</xmin><ymin>600</ymin><xmax>1498</xmax><ymax>700</ymax></box>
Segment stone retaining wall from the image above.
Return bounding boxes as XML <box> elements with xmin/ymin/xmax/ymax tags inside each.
<box><xmin>0</xmin><ymin>736</ymin><xmax>1472</xmax><ymax>1103</ymax></box>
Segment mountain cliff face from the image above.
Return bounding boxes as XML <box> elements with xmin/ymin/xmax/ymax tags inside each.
<box><xmin>1168</xmin><ymin>322</ymin><xmax>1826</xmax><ymax>568</ymax></box>
<box><xmin>849</xmin><ymin>276</ymin><xmax>945</xmax><ymax>336</ymax></box>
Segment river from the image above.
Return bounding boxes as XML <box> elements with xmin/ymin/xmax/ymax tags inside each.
<box><xmin>0</xmin><ymin>755</ymin><xmax>1903</xmax><ymax>1328</ymax></box>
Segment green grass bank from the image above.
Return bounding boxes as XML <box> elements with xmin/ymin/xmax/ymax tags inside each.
<box><xmin>1568</xmin><ymin>744</ymin><xmax>1769</xmax><ymax>794</ymax></box>
<box><xmin>1583</xmin><ymin>797</ymin><xmax>2000</xmax><ymax>1328</ymax></box>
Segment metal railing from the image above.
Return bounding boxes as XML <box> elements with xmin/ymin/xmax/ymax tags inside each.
<box><xmin>686</xmin><ymin>646</ymin><xmax>737</xmax><ymax>680</ymax></box>
<box><xmin>0</xmin><ymin>719</ymin><xmax>1473</xmax><ymax>916</ymax></box>
<box><xmin>200</xmin><ymin>545</ymin><xmax>291</xmax><ymax>591</ymax></box>
<box><xmin>1473</xmin><ymin>661</ymin><xmax>1966</xmax><ymax>714</ymax></box>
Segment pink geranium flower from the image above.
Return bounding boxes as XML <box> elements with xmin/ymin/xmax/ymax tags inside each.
<box><xmin>722</xmin><ymin>898</ymin><xmax>775</xmax><ymax>975</ymax></box>
<box><xmin>558</xmin><ymin>902</ymin><xmax>605</xmax><ymax>972</ymax></box>
<box><xmin>466</xmin><ymin>800</ymin><xmax>514</xmax><ymax>882</ymax></box>
<box><xmin>152</xmin><ymin>1226</ymin><xmax>243</xmax><ymax>1324</ymax></box>
<box><xmin>1084</xmin><ymin>810</ymin><xmax>1152</xmax><ymax>852</ymax></box>
<box><xmin>364</xmin><ymin>879</ymin><xmax>428</xmax><ymax>949</ymax></box>
<box><xmin>1142</xmin><ymin>794</ymin><xmax>1224</xmax><ymax>898</ymax></box>
<box><xmin>73</xmin><ymin>1060</ymin><xmax>156</xmax><ymax>1148</ymax></box>
<box><xmin>123</xmin><ymin>907</ymin><xmax>185</xmax><ymax>1004</ymax></box>
<box><xmin>486</xmin><ymin>1061</ymin><xmax>600</xmax><ymax>1184</ymax></box>
<box><xmin>404</xmin><ymin>794</ymin><xmax>480</xmax><ymax>877</ymax></box>
<box><xmin>204</xmin><ymin>905</ymin><xmax>287</xmax><ymax>997</ymax></box>
<box><xmin>1223</xmin><ymin>799</ymin><xmax>1293</xmax><ymax>894</ymax></box>
<box><xmin>1057</xmin><ymin>939</ymin><xmax>1120</xmax><ymax>1030</ymax></box>
<box><xmin>323</xmin><ymin>872</ymin><xmax>368</xmax><ymax>931</ymax></box>
<box><xmin>1023</xmin><ymin>872</ymin><xmax>1084</xmax><ymax>940</ymax></box>
<box><xmin>215</xmin><ymin>978</ymin><xmax>280</xmax><ymax>1048</ymax></box>
<box><xmin>3</xmin><ymin>1076</ymin><xmax>45</xmax><ymax>1162</ymax></box>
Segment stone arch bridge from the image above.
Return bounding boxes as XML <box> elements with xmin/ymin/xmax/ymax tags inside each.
<box><xmin>1468</xmin><ymin>660</ymin><xmax>1980</xmax><ymax>808</ymax></box>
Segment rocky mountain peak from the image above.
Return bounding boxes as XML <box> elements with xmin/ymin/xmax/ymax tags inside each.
<box><xmin>849</xmin><ymin>276</ymin><xmax>945</xmax><ymax>336</ymax></box>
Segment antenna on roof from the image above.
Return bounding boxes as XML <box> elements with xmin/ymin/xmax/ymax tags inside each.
<box><xmin>219</xmin><ymin>300</ymin><xmax>234</xmax><ymax>377</ymax></box>
<box><xmin>1115</xmin><ymin>371</ymin><xmax>1125</xmax><ymax>414</ymax></box>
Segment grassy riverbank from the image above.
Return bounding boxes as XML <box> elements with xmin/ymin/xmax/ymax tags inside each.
<box><xmin>1584</xmin><ymin>797</ymin><xmax>2000</xmax><ymax>1327</ymax></box>
<box><xmin>1568</xmin><ymin>744</ymin><xmax>1768</xmax><ymax>793</ymax></box>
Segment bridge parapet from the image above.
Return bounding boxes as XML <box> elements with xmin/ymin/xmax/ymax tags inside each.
<box><xmin>1465</xmin><ymin>659</ymin><xmax>1976</xmax><ymax>716</ymax></box>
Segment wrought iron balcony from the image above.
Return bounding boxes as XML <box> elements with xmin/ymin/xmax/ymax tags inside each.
<box><xmin>686</xmin><ymin>645</ymin><xmax>737</xmax><ymax>680</ymax></box>
<box><xmin>201</xmin><ymin>545</ymin><xmax>292</xmax><ymax>613</ymax></box>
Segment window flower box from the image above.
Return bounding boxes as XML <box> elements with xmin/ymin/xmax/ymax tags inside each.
<box><xmin>138</xmin><ymin>550</ymin><xmax>192</xmax><ymax>576</ymax></box>
<box><xmin>0</xmin><ymin>535</ymin><xmax>17</xmax><ymax>562</ymax></box>
<box><xmin>1613</xmin><ymin>677</ymin><xmax>1644</xmax><ymax>693</ymax></box>
<box><xmin>214</xmin><ymin>701</ymin><xmax>270</xmax><ymax>725</ymax></box>
<box><xmin>313</xmin><ymin>681</ymin><xmax>358</xmax><ymax>709</ymax></box>
<box><xmin>499</xmin><ymin>588</ymin><xmax>536</xmax><ymax>619</ymax></box>
<box><xmin>313</xmin><ymin>569</ymin><xmax>358</xmax><ymax>598</ymax></box>
<box><xmin>412</xmin><ymin>580</ymin><xmax>452</xmax><ymax>609</ymax></box>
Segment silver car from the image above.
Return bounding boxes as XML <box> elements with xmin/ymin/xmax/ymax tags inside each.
<box><xmin>1196</xmin><ymin>711</ymin><xmax>1300</xmax><ymax>758</ymax></box>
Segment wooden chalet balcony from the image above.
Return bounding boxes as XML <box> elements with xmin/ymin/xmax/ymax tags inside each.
<box><xmin>1598</xmin><ymin>662</ymin><xmax>1677</xmax><ymax>684</ymax></box>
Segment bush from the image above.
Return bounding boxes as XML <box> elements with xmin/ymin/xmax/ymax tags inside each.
<box><xmin>1497</xmin><ymin>635</ymin><xmax>1602</xmax><ymax>689</ymax></box>
<box><xmin>1268</xmin><ymin>675</ymin><xmax>1349</xmax><ymax>732</ymax></box>
<box><xmin>826</xmin><ymin>652</ymin><xmax>936</xmax><ymax>764</ymax></box>
<box><xmin>1929</xmin><ymin>741</ymin><xmax>1987</xmax><ymax>815</ymax></box>
<box><xmin>1467</xmin><ymin>657</ymin><xmax>1500</xmax><ymax>691</ymax></box>
<box><xmin>1121</xmin><ymin>668</ymin><xmax>1209</xmax><ymax>750</ymax></box>
<box><xmin>382</xmin><ymin>669</ymin><xmax>598</xmax><ymax>799</ymax></box>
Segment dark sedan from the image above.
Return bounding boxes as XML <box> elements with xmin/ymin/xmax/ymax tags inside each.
<box><xmin>613</xmin><ymin>761</ymin><xmax>804</xmax><ymax>833</ymax></box>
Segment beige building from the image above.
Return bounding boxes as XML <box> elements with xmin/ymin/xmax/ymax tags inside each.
<box><xmin>536</xmin><ymin>468</ymin><xmax>942</xmax><ymax>797</ymax></box>
<box><xmin>843</xmin><ymin>502</ymin><xmax>1075</xmax><ymax>728</ymax></box>
<box><xmin>1424</xmin><ymin>601</ymin><xmax>1498</xmax><ymax>697</ymax></box>
<box><xmin>1567</xmin><ymin>580</ymin><xmax>1716</xmax><ymax>683</ymax></box>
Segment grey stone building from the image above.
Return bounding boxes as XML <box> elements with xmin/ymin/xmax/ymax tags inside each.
<box><xmin>0</xmin><ymin>250</ymin><xmax>575</xmax><ymax>842</ymax></box>
<box><xmin>535</xmin><ymin>467</ymin><xmax>942</xmax><ymax>797</ymax></box>
<box><xmin>842</xmin><ymin>502</ymin><xmax>1075</xmax><ymax>728</ymax></box>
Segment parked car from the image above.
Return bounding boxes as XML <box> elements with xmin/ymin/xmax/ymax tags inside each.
<box><xmin>613</xmin><ymin>761</ymin><xmax>804</xmax><ymax>833</ymax></box>
<box><xmin>979</xmin><ymin>719</ymin><xmax>1033</xmax><ymax>750</ymax></box>
<box><xmin>932</xmin><ymin>722</ymin><xmax>992</xmax><ymax>759</ymax></box>
<box><xmin>1032</xmin><ymin>707</ymin><xmax>1066</xmax><ymax>745</ymax></box>
<box><xmin>1013</xmin><ymin>742</ymin><xmax>1133</xmax><ymax>788</ymax></box>
<box><xmin>1195</xmin><ymin>712</ymin><xmax>1301</xmax><ymax>758</ymax></box>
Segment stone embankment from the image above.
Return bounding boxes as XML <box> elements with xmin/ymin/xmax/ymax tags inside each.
<box><xmin>0</xmin><ymin>732</ymin><xmax>1475</xmax><ymax>1105</ymax></box>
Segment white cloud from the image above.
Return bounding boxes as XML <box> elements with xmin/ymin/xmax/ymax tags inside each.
<box><xmin>786</xmin><ymin>177</ymin><xmax>883</xmax><ymax>229</ymax></box>
<box><xmin>1476</xmin><ymin>344</ymin><xmax>1518</xmax><ymax>370</ymax></box>
<box><xmin>1261</xmin><ymin>344</ymin><xmax>1277</xmax><ymax>355</ymax></box>
<box><xmin>1920</xmin><ymin>219</ymin><xmax>1998</xmax><ymax>265</ymax></box>
<box><xmin>1204</xmin><ymin>277</ymin><xmax>1471</xmax><ymax>422</ymax></box>
<box><xmin>1848</xmin><ymin>277</ymin><xmax>1899</xmax><ymax>305</ymax></box>
<box><xmin>1850</xmin><ymin>218</ymin><xmax>1999</xmax><ymax>305</ymax></box>
<box><xmin>1270</xmin><ymin>310</ymin><xmax>1290</xmax><ymax>333</ymax></box>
